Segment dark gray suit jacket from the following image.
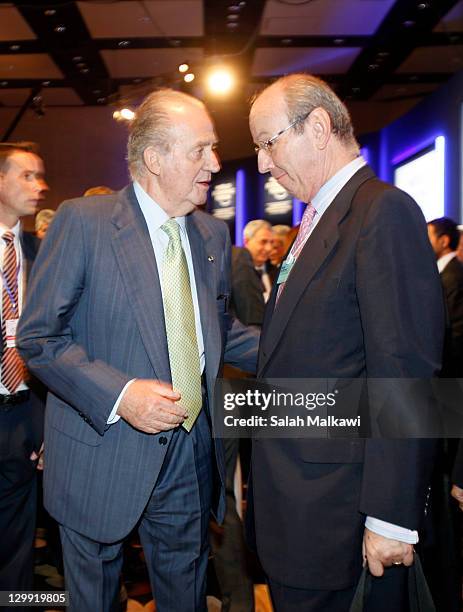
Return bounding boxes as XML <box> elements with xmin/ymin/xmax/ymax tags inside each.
<box><xmin>249</xmin><ymin>166</ymin><xmax>444</xmax><ymax>590</ymax></box>
<box><xmin>17</xmin><ymin>185</ymin><xmax>258</xmax><ymax>542</ymax></box>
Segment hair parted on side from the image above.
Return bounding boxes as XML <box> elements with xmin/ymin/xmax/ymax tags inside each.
<box><xmin>127</xmin><ymin>88</ymin><xmax>206</xmax><ymax>180</ymax></box>
<box><xmin>252</xmin><ymin>74</ymin><xmax>358</xmax><ymax>148</ymax></box>
<box><xmin>0</xmin><ymin>141</ymin><xmax>41</xmax><ymax>172</ymax></box>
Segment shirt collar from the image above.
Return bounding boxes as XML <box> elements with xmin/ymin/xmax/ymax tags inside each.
<box><xmin>0</xmin><ymin>220</ymin><xmax>21</xmax><ymax>240</ymax></box>
<box><xmin>437</xmin><ymin>251</ymin><xmax>457</xmax><ymax>273</ymax></box>
<box><xmin>133</xmin><ymin>181</ymin><xmax>187</xmax><ymax>235</ymax></box>
<box><xmin>311</xmin><ymin>156</ymin><xmax>367</xmax><ymax>216</ymax></box>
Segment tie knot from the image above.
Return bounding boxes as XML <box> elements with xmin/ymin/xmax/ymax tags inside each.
<box><xmin>161</xmin><ymin>219</ymin><xmax>181</xmax><ymax>243</ymax></box>
<box><xmin>2</xmin><ymin>231</ymin><xmax>14</xmax><ymax>245</ymax></box>
<box><xmin>302</xmin><ymin>202</ymin><xmax>316</xmax><ymax>225</ymax></box>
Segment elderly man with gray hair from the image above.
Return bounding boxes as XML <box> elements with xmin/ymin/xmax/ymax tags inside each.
<box><xmin>18</xmin><ymin>88</ymin><xmax>258</xmax><ymax>612</ymax></box>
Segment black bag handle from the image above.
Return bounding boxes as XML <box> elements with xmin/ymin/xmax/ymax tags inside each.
<box><xmin>349</xmin><ymin>553</ymin><xmax>436</xmax><ymax>612</ymax></box>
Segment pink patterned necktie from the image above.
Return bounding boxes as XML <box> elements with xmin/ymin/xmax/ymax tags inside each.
<box><xmin>1</xmin><ymin>231</ymin><xmax>26</xmax><ymax>392</ymax></box>
<box><xmin>276</xmin><ymin>203</ymin><xmax>316</xmax><ymax>303</ymax></box>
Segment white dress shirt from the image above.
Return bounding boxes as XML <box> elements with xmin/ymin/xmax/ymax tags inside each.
<box><xmin>437</xmin><ymin>251</ymin><xmax>457</xmax><ymax>274</ymax></box>
<box><xmin>108</xmin><ymin>182</ymin><xmax>205</xmax><ymax>423</ymax></box>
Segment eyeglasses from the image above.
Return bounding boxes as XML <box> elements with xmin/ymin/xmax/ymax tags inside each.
<box><xmin>253</xmin><ymin>112</ymin><xmax>311</xmax><ymax>155</ymax></box>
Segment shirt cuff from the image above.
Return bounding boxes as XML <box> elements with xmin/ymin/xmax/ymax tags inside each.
<box><xmin>107</xmin><ymin>379</ymin><xmax>136</xmax><ymax>425</ymax></box>
<box><xmin>365</xmin><ymin>517</ymin><xmax>419</xmax><ymax>544</ymax></box>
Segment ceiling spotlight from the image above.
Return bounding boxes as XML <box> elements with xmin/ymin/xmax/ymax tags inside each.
<box><xmin>120</xmin><ymin>108</ymin><xmax>135</xmax><ymax>120</ymax></box>
<box><xmin>44</xmin><ymin>9</ymin><xmax>56</xmax><ymax>16</ymax></box>
<box><xmin>42</xmin><ymin>80</ymin><xmax>51</xmax><ymax>86</ymax></box>
<box><xmin>403</xmin><ymin>20</ymin><xmax>415</xmax><ymax>27</ymax></box>
<box><xmin>333</xmin><ymin>38</ymin><xmax>345</xmax><ymax>45</ymax></box>
<box><xmin>178</xmin><ymin>63</ymin><xmax>189</xmax><ymax>73</ymax></box>
<box><xmin>206</xmin><ymin>68</ymin><xmax>234</xmax><ymax>95</ymax></box>
<box><xmin>227</xmin><ymin>22</ymin><xmax>238</xmax><ymax>29</ymax></box>
<box><xmin>9</xmin><ymin>45</ymin><xmax>20</xmax><ymax>51</ymax></box>
<box><xmin>72</xmin><ymin>56</ymin><xmax>83</xmax><ymax>62</ymax></box>
<box><xmin>118</xmin><ymin>40</ymin><xmax>130</xmax><ymax>48</ymax></box>
<box><xmin>184</xmin><ymin>73</ymin><xmax>195</xmax><ymax>83</ymax></box>
<box><xmin>54</xmin><ymin>25</ymin><xmax>66</xmax><ymax>33</ymax></box>
<box><xmin>417</xmin><ymin>2</ymin><xmax>429</xmax><ymax>9</ymax></box>
<box><xmin>227</xmin><ymin>14</ymin><xmax>239</xmax><ymax>21</ymax></box>
<box><xmin>80</xmin><ymin>68</ymin><xmax>89</xmax><ymax>74</ymax></box>
<box><xmin>97</xmin><ymin>97</ymin><xmax>106</xmax><ymax>103</ymax></box>
<box><xmin>281</xmin><ymin>38</ymin><xmax>293</xmax><ymax>45</ymax></box>
<box><xmin>1</xmin><ymin>81</ymin><xmax>8</xmax><ymax>86</ymax></box>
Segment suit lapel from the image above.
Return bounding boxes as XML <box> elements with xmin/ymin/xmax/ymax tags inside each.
<box><xmin>111</xmin><ymin>184</ymin><xmax>171</xmax><ymax>382</ymax></box>
<box><xmin>259</xmin><ymin>165</ymin><xmax>375</xmax><ymax>374</ymax></box>
<box><xmin>187</xmin><ymin>212</ymin><xmax>221</xmax><ymax>383</ymax></box>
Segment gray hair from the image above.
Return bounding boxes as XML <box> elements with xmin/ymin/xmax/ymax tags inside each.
<box><xmin>35</xmin><ymin>208</ymin><xmax>55</xmax><ymax>232</ymax></box>
<box><xmin>272</xmin><ymin>224</ymin><xmax>291</xmax><ymax>238</ymax></box>
<box><xmin>254</xmin><ymin>74</ymin><xmax>358</xmax><ymax>148</ymax></box>
<box><xmin>243</xmin><ymin>219</ymin><xmax>273</xmax><ymax>242</ymax></box>
<box><xmin>127</xmin><ymin>88</ymin><xmax>205</xmax><ymax>180</ymax></box>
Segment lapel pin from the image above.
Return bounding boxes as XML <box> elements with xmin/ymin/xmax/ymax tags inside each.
<box><xmin>208</xmin><ymin>255</ymin><xmax>214</xmax><ymax>262</ymax></box>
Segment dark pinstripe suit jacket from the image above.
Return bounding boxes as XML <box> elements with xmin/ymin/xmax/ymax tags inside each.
<box><xmin>17</xmin><ymin>184</ymin><xmax>258</xmax><ymax>542</ymax></box>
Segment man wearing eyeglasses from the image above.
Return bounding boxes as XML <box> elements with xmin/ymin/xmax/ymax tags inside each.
<box><xmin>247</xmin><ymin>74</ymin><xmax>444</xmax><ymax>611</ymax></box>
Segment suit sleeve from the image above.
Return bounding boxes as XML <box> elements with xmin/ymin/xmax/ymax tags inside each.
<box><xmin>17</xmin><ymin>201</ymin><xmax>129</xmax><ymax>435</ymax></box>
<box><xmin>230</xmin><ymin>251</ymin><xmax>265</xmax><ymax>327</ymax></box>
<box><xmin>221</xmin><ymin>231</ymin><xmax>260</xmax><ymax>374</ymax></box>
<box><xmin>355</xmin><ymin>187</ymin><xmax>444</xmax><ymax>528</ymax></box>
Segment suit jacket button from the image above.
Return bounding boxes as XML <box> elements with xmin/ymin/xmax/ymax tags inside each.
<box><xmin>159</xmin><ymin>436</ymin><xmax>167</xmax><ymax>445</ymax></box>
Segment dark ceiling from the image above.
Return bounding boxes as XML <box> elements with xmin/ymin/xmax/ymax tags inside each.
<box><xmin>1</xmin><ymin>0</ymin><xmax>462</xmax><ymax>157</ymax></box>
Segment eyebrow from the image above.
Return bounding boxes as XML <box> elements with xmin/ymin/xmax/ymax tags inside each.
<box><xmin>194</xmin><ymin>139</ymin><xmax>219</xmax><ymax>147</ymax></box>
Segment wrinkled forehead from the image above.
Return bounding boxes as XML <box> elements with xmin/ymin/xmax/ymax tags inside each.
<box><xmin>167</xmin><ymin>102</ymin><xmax>217</xmax><ymax>144</ymax></box>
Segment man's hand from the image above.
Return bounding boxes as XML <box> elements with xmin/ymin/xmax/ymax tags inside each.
<box><xmin>30</xmin><ymin>442</ymin><xmax>44</xmax><ymax>471</ymax></box>
<box><xmin>451</xmin><ymin>484</ymin><xmax>463</xmax><ymax>510</ymax></box>
<box><xmin>362</xmin><ymin>528</ymin><xmax>414</xmax><ymax>577</ymax></box>
<box><xmin>117</xmin><ymin>379</ymin><xmax>187</xmax><ymax>434</ymax></box>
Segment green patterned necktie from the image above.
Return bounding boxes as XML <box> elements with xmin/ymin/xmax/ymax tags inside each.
<box><xmin>161</xmin><ymin>219</ymin><xmax>202</xmax><ymax>431</ymax></box>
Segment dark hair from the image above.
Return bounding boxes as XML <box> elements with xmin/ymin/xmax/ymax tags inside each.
<box><xmin>428</xmin><ymin>217</ymin><xmax>460</xmax><ymax>251</ymax></box>
<box><xmin>0</xmin><ymin>142</ymin><xmax>41</xmax><ymax>172</ymax></box>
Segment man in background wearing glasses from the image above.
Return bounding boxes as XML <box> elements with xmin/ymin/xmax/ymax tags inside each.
<box><xmin>247</xmin><ymin>74</ymin><xmax>444</xmax><ymax>611</ymax></box>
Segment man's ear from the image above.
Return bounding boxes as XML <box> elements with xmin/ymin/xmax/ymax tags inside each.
<box><xmin>143</xmin><ymin>146</ymin><xmax>161</xmax><ymax>175</ymax></box>
<box><xmin>308</xmin><ymin>107</ymin><xmax>331</xmax><ymax>150</ymax></box>
<box><xmin>441</xmin><ymin>234</ymin><xmax>451</xmax><ymax>250</ymax></box>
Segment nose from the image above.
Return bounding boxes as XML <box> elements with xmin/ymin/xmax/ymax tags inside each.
<box><xmin>37</xmin><ymin>178</ymin><xmax>49</xmax><ymax>195</ymax></box>
<box><xmin>257</xmin><ymin>148</ymin><xmax>273</xmax><ymax>174</ymax></box>
<box><xmin>208</xmin><ymin>149</ymin><xmax>221</xmax><ymax>174</ymax></box>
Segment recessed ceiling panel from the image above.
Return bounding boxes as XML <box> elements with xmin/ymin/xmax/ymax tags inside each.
<box><xmin>260</xmin><ymin>0</ymin><xmax>396</xmax><ymax>36</ymax></box>
<box><xmin>78</xmin><ymin>0</ymin><xmax>203</xmax><ymax>38</ymax></box>
<box><xmin>0</xmin><ymin>88</ymin><xmax>31</xmax><ymax>107</ymax></box>
<box><xmin>396</xmin><ymin>45</ymin><xmax>463</xmax><ymax>73</ymax></box>
<box><xmin>0</xmin><ymin>6</ymin><xmax>37</xmax><ymax>41</ymax></box>
<box><xmin>102</xmin><ymin>48</ymin><xmax>203</xmax><ymax>78</ymax></box>
<box><xmin>0</xmin><ymin>55</ymin><xmax>63</xmax><ymax>79</ymax></box>
<box><xmin>434</xmin><ymin>0</ymin><xmax>463</xmax><ymax>32</ymax></box>
<box><xmin>41</xmin><ymin>88</ymin><xmax>84</xmax><ymax>106</ymax></box>
<box><xmin>252</xmin><ymin>47</ymin><xmax>361</xmax><ymax>77</ymax></box>
<box><xmin>372</xmin><ymin>83</ymin><xmax>440</xmax><ymax>101</ymax></box>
